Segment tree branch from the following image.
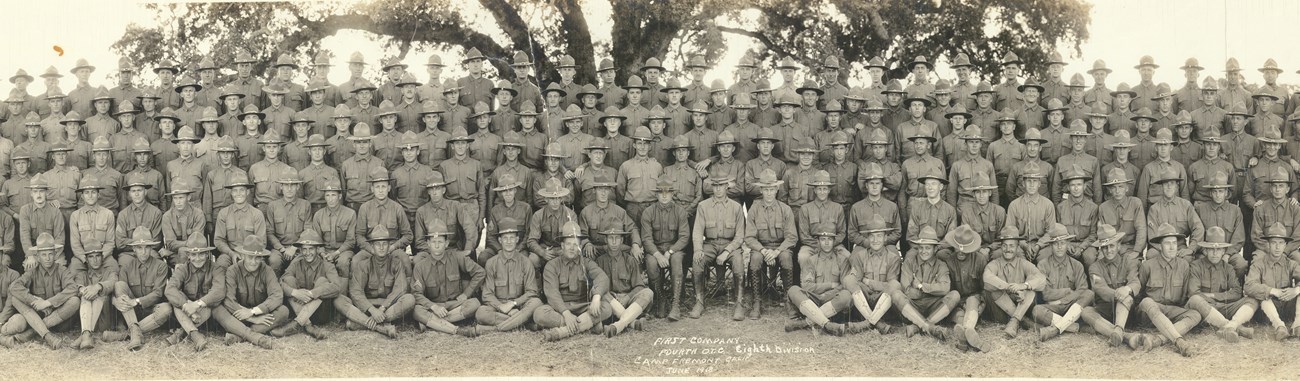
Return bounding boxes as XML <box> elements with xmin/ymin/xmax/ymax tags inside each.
<box><xmin>716</xmin><ymin>25</ymin><xmax>794</xmax><ymax>59</ymax></box>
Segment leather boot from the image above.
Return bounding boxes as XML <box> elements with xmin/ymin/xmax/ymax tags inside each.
<box><xmin>781</xmin><ymin>268</ymin><xmax>797</xmax><ymax>319</ymax></box>
<box><xmin>732</xmin><ymin>271</ymin><xmax>746</xmax><ymax>321</ymax></box>
<box><xmin>748</xmin><ymin>269</ymin><xmax>763</xmax><ymax>320</ymax></box>
<box><xmin>689</xmin><ymin>271</ymin><xmax>706</xmax><ymax>319</ymax></box>
<box><xmin>667</xmin><ymin>274</ymin><xmax>684</xmax><ymax>321</ymax></box>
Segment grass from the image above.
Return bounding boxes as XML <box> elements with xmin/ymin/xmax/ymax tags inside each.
<box><xmin>0</xmin><ymin>297</ymin><xmax>1295</xmax><ymax>380</ymax></box>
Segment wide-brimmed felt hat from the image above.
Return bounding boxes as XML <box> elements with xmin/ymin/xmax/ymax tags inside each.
<box><xmin>424</xmin><ymin>171</ymin><xmax>451</xmax><ymax>188</ymax></box>
<box><xmin>367</xmin><ymin>224</ymin><xmax>397</xmax><ymax>242</ymax></box>
<box><xmin>1017</xmin><ymin>78</ymin><xmax>1045</xmax><ymax>93</ymax></box>
<box><xmin>965</xmin><ymin>171</ymin><xmax>997</xmax><ymax>191</ymax></box>
<box><xmin>537</xmin><ymin>177</ymin><xmax>571</xmax><ymax>198</ymax></box>
<box><xmin>1110</xmin><ymin>82</ymin><xmax>1137</xmax><ymax>98</ymax></box>
<box><xmin>296</xmin><ymin>229</ymin><xmax>325</xmax><ymax>247</ymax></box>
<box><xmin>944</xmin><ymin>225</ymin><xmax>982</xmax><ymax>254</ymax></box>
<box><xmin>945</xmin><ymin>103</ymin><xmax>972</xmax><ymax>120</ymax></box>
<box><xmin>181</xmin><ymin>232</ymin><xmax>216</xmax><ymax>254</ymax></box>
<box><xmin>1148</xmin><ymin>223</ymin><xmax>1186</xmax><ymax>244</ymax></box>
<box><xmin>1264</xmin><ymin>166</ymin><xmax>1291</xmax><ymax>184</ymax></box>
<box><xmin>1108</xmin><ymin>130</ymin><xmax>1136</xmax><ymax>149</ymax></box>
<box><xmin>124</xmin><ymin>224</ymin><xmax>160</xmax><ymax>245</ymax></box>
<box><xmin>1151</xmin><ymin>167</ymin><xmax>1183</xmax><ymax>185</ymax></box>
<box><xmin>910</xmin><ymin>225</ymin><xmax>941</xmax><ymax>246</ymax></box>
<box><xmin>33</xmin><ymin>232</ymin><xmax>63</xmax><ymax>251</ymax></box>
<box><xmin>495</xmin><ymin>218</ymin><xmax>523</xmax><ymax>235</ymax></box>
<box><xmin>1092</xmin><ymin>223</ymin><xmax>1126</xmax><ymax>248</ymax></box>
<box><xmin>1261</xmin><ymin>222</ymin><xmax>1293</xmax><ymax>242</ymax></box>
<box><xmin>224</xmin><ymin>172</ymin><xmax>255</xmax><ymax>189</ymax></box>
<box><xmin>541</xmin><ymin>142</ymin><xmax>569</xmax><ymax>158</ymax></box>
<box><xmin>752</xmin><ymin>168</ymin><xmax>783</xmax><ymax>188</ymax></box>
<box><xmin>492</xmin><ymin>173</ymin><xmax>521</xmax><ymax>192</ymax></box>
<box><xmin>1103</xmin><ymin>167</ymin><xmax>1134</xmax><ymax>186</ymax></box>
<box><xmin>666</xmin><ymin>135</ymin><xmax>692</xmax><ymax>151</ymax></box>
<box><xmin>1199</xmin><ymin>226</ymin><xmax>1232</xmax><ymax>249</ymax></box>
<box><xmin>652</xmin><ymin>178</ymin><xmax>677</xmax><ymax>193</ymax></box>
<box><xmin>1019</xmin><ymin>161</ymin><xmax>1046</xmax><ymax>179</ymax></box>
<box><xmin>811</xmin><ymin>223</ymin><xmax>838</xmax><ymax>238</ymax></box>
<box><xmin>1040</xmin><ymin>223</ymin><xmax>1076</xmax><ymax>244</ymax></box>
<box><xmin>368</xmin><ymin>167</ymin><xmax>392</xmax><ymax>183</ymax></box>
<box><xmin>165</xmin><ymin>179</ymin><xmax>197</xmax><ymax>196</ymax></box>
<box><xmin>126</xmin><ymin>226</ymin><xmax>161</xmax><ymax>247</ymax></box>
<box><xmin>77</xmin><ymin>175</ymin><xmax>106</xmax><ymax>192</ymax></box>
<box><xmin>859</xmin><ymin>214</ymin><xmax>896</xmax><ymax>235</ymax></box>
<box><xmin>1087</xmin><ymin>59</ymin><xmax>1112</xmax><ymax>74</ymax></box>
<box><xmin>998</xmin><ymin>225</ymin><xmax>1023</xmax><ymax>241</ymax></box>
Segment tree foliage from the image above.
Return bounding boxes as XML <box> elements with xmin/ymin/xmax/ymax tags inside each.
<box><xmin>113</xmin><ymin>0</ymin><xmax>1091</xmax><ymax>86</ymax></box>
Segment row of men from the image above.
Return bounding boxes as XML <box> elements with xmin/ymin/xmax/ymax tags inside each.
<box><xmin>5</xmin><ymin>168</ymin><xmax>1300</xmax><ymax>359</ymax></box>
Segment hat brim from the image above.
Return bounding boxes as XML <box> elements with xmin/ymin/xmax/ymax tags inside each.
<box><xmin>127</xmin><ymin>239</ymin><xmax>162</xmax><ymax>247</ymax></box>
<box><xmin>1103</xmin><ymin>178</ymin><xmax>1135</xmax><ymax>186</ymax></box>
<box><xmin>1017</xmin><ymin>85</ymin><xmax>1045</xmax><ymax>93</ymax></box>
<box><xmin>1198</xmin><ymin>241</ymin><xmax>1233</xmax><ymax>249</ymax></box>
<box><xmin>1092</xmin><ymin>233</ymin><xmax>1126</xmax><ymax>248</ymax></box>
<box><xmin>235</xmin><ymin>248</ymin><xmax>272</xmax><ymax>257</ymax></box>
<box><xmin>944</xmin><ymin>232</ymin><xmax>982</xmax><ymax>254</ymax></box>
<box><xmin>909</xmin><ymin>238</ymin><xmax>941</xmax><ymax>246</ymax></box>
<box><xmin>164</xmin><ymin>189</ymin><xmax>196</xmax><ymax>196</ymax></box>
<box><xmin>1149</xmin><ymin>233</ymin><xmax>1187</xmax><ymax>244</ymax></box>
<box><xmin>538</xmin><ymin>189</ymin><xmax>572</xmax><ymax>198</ymax></box>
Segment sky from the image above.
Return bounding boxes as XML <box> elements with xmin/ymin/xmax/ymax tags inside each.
<box><xmin>1</xmin><ymin>0</ymin><xmax>1299</xmax><ymax>94</ymax></box>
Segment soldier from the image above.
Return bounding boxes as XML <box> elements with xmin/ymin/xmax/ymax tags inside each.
<box><xmin>312</xmin><ymin>179</ymin><xmax>357</xmax><ymax>286</ymax></box>
<box><xmin>299</xmin><ymin>134</ymin><xmax>341</xmax><ymax>215</ymax></box>
<box><xmin>1136</xmin><ymin>129</ymin><xmax>1191</xmax><ymax>205</ymax></box>
<box><xmin>107</xmin><ymin>227</ymin><xmax>170</xmax><ymax>350</ymax></box>
<box><xmin>83</xmin><ymin>136</ymin><xmax>123</xmax><ymax>212</ymax></box>
<box><xmin>1052</xmin><ymin>121</ymin><xmax>1102</xmax><ymax>203</ymax></box>
<box><xmin>325</xmin><ymin>105</ymin><xmax>357</xmax><ymax>165</ymax></box>
<box><xmin>1136</xmin><ymin>223</ymin><xmax>1201</xmax><ymax>356</ymax></box>
<box><xmin>356</xmin><ymin>167</ymin><xmax>415</xmax><ymax>268</ymax></box>
<box><xmin>860</xmin><ymin>130</ymin><xmax>903</xmax><ymax>205</ymax></box>
<box><xmin>68</xmin><ymin>176</ymin><xmax>116</xmax><ymax>267</ymax></box>
<box><xmin>125</xmin><ymin>139</ymin><xmax>164</xmax><ymax>208</ymax></box>
<box><xmin>994</xmin><ymin>53</ymin><xmax>1024</xmax><ymax>111</ymax></box>
<box><xmin>1188</xmin><ymin>130</ymin><xmax>1235</xmax><ymax>204</ymax></box>
<box><xmin>905</xmin><ymin>167</ymin><xmax>957</xmax><ymax>248</ymax></box>
<box><xmin>45</xmin><ymin>141</ymin><xmax>81</xmax><ymax>218</ymax></box>
<box><xmin>1033</xmin><ymin>223</ymin><xmax>1092</xmax><ymax>342</ymax></box>
<box><xmin>784</xmin><ymin>223</ymin><xmax>851</xmax><ymax>336</ymax></box>
<box><xmin>339</xmin><ymin>123</ymin><xmax>385</xmax><ymax>210</ymax></box>
<box><xmin>0</xmin><ymin>233</ymin><xmax>78</xmax><ymax>349</ymax></box>
<box><xmin>489</xmin><ymin>131</ymin><xmax>531</xmax><ymax>209</ymax></box>
<box><xmin>643</xmin><ymin>178</ymin><xmax>692</xmax><ymax>320</ymax></box>
<box><xmin>69</xmin><ymin>241</ymin><xmax>118</xmax><ymax>350</ymax></box>
<box><xmin>482</xmin><ymin>174</ymin><xmax>530</xmax><ymax>267</ymax></box>
<box><xmin>167</xmin><ymin>126</ymin><xmax>207</xmax><ymax>210</ymax></box>
<box><xmin>690</xmin><ymin>177</ymin><xmax>746</xmax><ymax>320</ymax></box>
<box><xmin>212</xmin><ymin>172</ymin><xmax>266</xmax><ymax>271</ymax></box>
<box><xmin>662</xmin><ymin>136</ymin><xmax>702</xmax><ymax>216</ymax></box>
<box><xmin>987</xmin><ymin>111</ymin><xmax>1025</xmax><ymax>198</ymax></box>
<box><xmin>1245</xmin><ymin>222</ymin><xmax>1300</xmax><ymax>340</ymax></box>
<box><xmin>528</xmin><ymin>179</ymin><xmax>579</xmax><ymax>271</ymax></box>
<box><xmin>1186</xmin><ymin>226</ymin><xmax>1258</xmax><ymax>343</ymax></box>
<box><xmin>535</xmin><ymin>221</ymin><xmax>612</xmax><ymax>341</ymax></box>
<box><xmin>954</xmin><ymin>172</ymin><xmax>1004</xmax><ymax>251</ymax></box>
<box><xmin>797</xmin><ymin>170</ymin><xmax>848</xmax><ymax>261</ymax></box>
<box><xmin>413</xmin><ymin>172</ymin><xmax>476</xmax><ymax>266</ymax></box>
<box><xmin>475</xmin><ymin>218</ymin><xmax>542</xmax><ymax>333</ymax></box>
<box><xmin>1078</xmin><ymin>224</ymin><xmax>1140</xmax><ymax>347</ymax></box>
<box><xmin>843</xmin><ymin>215</ymin><xmax>901</xmax><ymax>336</ymax></box>
<box><xmin>1006</xmin><ymin>161</ymin><xmax>1056</xmax><ymax>261</ymax></box>
<box><xmin>159</xmin><ymin>180</ymin><xmax>204</xmax><ymax>266</ymax></box>
<box><xmin>18</xmin><ymin>175</ymin><xmax>65</xmax><ymax>265</ymax></box>
<box><xmin>264</xmin><ymin>170</ymin><xmax>310</xmax><ymax>272</ymax></box>
<box><xmin>778</xmin><ymin>141</ymin><xmax>818</xmax><ymax>217</ymax></box>
<box><xmin>743</xmin><ymin>170</ymin><xmax>798</xmax><ymax>320</ymax></box>
<box><xmin>440</xmin><ymin>128</ymin><xmax>486</xmax><ymax>223</ymax></box>
<box><xmin>947</xmin><ymin>128</ymin><xmax>997</xmax><ymax>209</ymax></box>
<box><xmin>115</xmin><ymin>171</ymin><xmax>163</xmax><ymax>258</ymax></box>
<box><xmin>212</xmin><ymin>235</ymin><xmax>282</xmax><ymax>349</ymax></box>
<box><xmin>1193</xmin><ymin>171</ymin><xmax>1249</xmax><ymax>277</ymax></box>
<box><xmin>416</xmin><ymin>101</ymin><xmax>452</xmax><ymax>168</ymax></box>
<box><xmin>1056</xmin><ymin>165</ymin><xmax>1099</xmax><ymax>264</ymax></box>
<box><xmin>938</xmin><ymin>225</ymin><xmax>991</xmax><ymax>351</ymax></box>
<box><xmin>594</xmin><ymin>227</ymin><xmax>653</xmax><ymax>337</ymax></box>
<box><xmin>232</xmin><ymin>105</ymin><xmax>267</xmax><ymax>168</ymax></box>
<box><xmin>203</xmin><ymin>137</ymin><xmax>247</xmax><ymax>234</ymax></box>
<box><xmin>1095</xmin><ymin>168</ymin><xmax>1147</xmax><ymax>263</ymax></box>
<box><xmin>891</xmin><ymin>225</ymin><xmax>958</xmax><ymax>340</ymax></box>
<box><xmin>391</xmin><ymin>132</ymin><xmax>435</xmax><ymax>224</ymax></box>
<box><xmin>339</xmin><ymin>225</ymin><xmax>413</xmax><ymax>339</ymax></box>
<box><xmin>743</xmin><ymin>127</ymin><xmax>787</xmax><ymax>200</ymax></box>
<box><xmin>1190</xmin><ymin>77</ymin><xmax>1225</xmax><ymax>137</ymax></box>
<box><xmin>983</xmin><ymin>226</ymin><xmax>1047</xmax><ymax>338</ymax></box>
<box><xmin>618</xmin><ymin>126</ymin><xmax>661</xmax><ymax>224</ymax></box>
<box><xmin>410</xmin><ymin>219</ymin><xmax>485</xmax><ymax>337</ymax></box>
<box><xmin>1145</xmin><ymin>167</ymin><xmax>1204</xmax><ymax>256</ymax></box>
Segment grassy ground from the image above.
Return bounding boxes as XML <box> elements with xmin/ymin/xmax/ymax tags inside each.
<box><xmin>0</xmin><ymin>297</ymin><xmax>1296</xmax><ymax>380</ymax></box>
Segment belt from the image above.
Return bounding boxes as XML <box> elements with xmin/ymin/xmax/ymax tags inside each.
<box><xmin>705</xmin><ymin>237</ymin><xmax>732</xmax><ymax>244</ymax></box>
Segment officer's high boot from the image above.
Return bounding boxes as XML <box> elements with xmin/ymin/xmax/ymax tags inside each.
<box><xmin>668</xmin><ymin>272</ymin><xmax>685</xmax><ymax>321</ymax></box>
<box><xmin>732</xmin><ymin>269</ymin><xmax>746</xmax><ymax>321</ymax></box>
<box><xmin>689</xmin><ymin>270</ymin><xmax>707</xmax><ymax>319</ymax></box>
<box><xmin>748</xmin><ymin>269</ymin><xmax>763</xmax><ymax>320</ymax></box>
<box><xmin>780</xmin><ymin>268</ymin><xmax>797</xmax><ymax>319</ymax></box>
<box><xmin>647</xmin><ymin>275</ymin><xmax>666</xmax><ymax>319</ymax></box>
